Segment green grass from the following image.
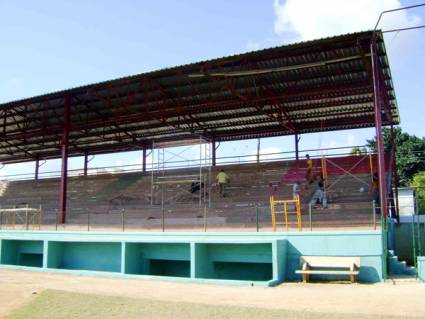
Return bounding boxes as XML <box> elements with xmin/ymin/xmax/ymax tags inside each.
<box><xmin>6</xmin><ymin>290</ymin><xmax>413</xmax><ymax>319</ymax></box>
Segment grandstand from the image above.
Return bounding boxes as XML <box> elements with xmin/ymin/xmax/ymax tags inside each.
<box><xmin>0</xmin><ymin>29</ymin><xmax>416</xmax><ymax>286</ymax></box>
<box><xmin>0</xmin><ymin>153</ymin><xmax>376</xmax><ymax>230</ymax></box>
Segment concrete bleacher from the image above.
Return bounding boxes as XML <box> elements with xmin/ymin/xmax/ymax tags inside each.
<box><xmin>0</xmin><ymin>155</ymin><xmax>377</xmax><ymax>230</ymax></box>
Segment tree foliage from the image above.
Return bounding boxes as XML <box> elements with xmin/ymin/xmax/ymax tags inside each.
<box><xmin>411</xmin><ymin>171</ymin><xmax>425</xmax><ymax>213</ymax></box>
<box><xmin>367</xmin><ymin>127</ymin><xmax>425</xmax><ymax>186</ymax></box>
<box><xmin>350</xmin><ymin>146</ymin><xmax>367</xmax><ymax>156</ymax></box>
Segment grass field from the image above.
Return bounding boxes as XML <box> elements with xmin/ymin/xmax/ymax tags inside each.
<box><xmin>5</xmin><ymin>289</ymin><xmax>416</xmax><ymax>319</ymax></box>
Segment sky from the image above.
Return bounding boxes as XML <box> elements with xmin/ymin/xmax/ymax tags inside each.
<box><xmin>0</xmin><ymin>0</ymin><xmax>424</xmax><ymax>178</ymax></box>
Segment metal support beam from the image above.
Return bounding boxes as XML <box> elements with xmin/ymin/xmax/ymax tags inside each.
<box><xmin>371</xmin><ymin>41</ymin><xmax>388</xmax><ymax>219</ymax></box>
<box><xmin>59</xmin><ymin>95</ymin><xmax>71</xmax><ymax>224</ymax></box>
<box><xmin>142</xmin><ymin>146</ymin><xmax>147</xmax><ymax>172</ymax></box>
<box><xmin>34</xmin><ymin>158</ymin><xmax>40</xmax><ymax>180</ymax></box>
<box><xmin>211</xmin><ymin>140</ymin><xmax>216</xmax><ymax>166</ymax></box>
<box><xmin>390</xmin><ymin>125</ymin><xmax>400</xmax><ymax>222</ymax></box>
<box><xmin>83</xmin><ymin>152</ymin><xmax>89</xmax><ymax>177</ymax></box>
<box><xmin>256</xmin><ymin>138</ymin><xmax>261</xmax><ymax>164</ymax></box>
<box><xmin>295</xmin><ymin>134</ymin><xmax>299</xmax><ymax>161</ymax></box>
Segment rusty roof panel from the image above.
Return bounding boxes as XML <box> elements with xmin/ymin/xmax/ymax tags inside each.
<box><xmin>0</xmin><ymin>30</ymin><xmax>399</xmax><ymax>163</ymax></box>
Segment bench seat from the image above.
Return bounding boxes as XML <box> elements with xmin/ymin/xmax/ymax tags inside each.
<box><xmin>296</xmin><ymin>270</ymin><xmax>359</xmax><ymax>275</ymax></box>
<box><xmin>295</xmin><ymin>256</ymin><xmax>360</xmax><ymax>283</ymax></box>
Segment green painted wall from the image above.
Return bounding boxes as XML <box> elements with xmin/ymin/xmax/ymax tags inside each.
<box><xmin>194</xmin><ymin>243</ymin><xmax>274</xmax><ymax>281</ymax></box>
<box><xmin>0</xmin><ymin>230</ymin><xmax>384</xmax><ymax>285</ymax></box>
<box><xmin>394</xmin><ymin>223</ymin><xmax>425</xmax><ymax>265</ymax></box>
<box><xmin>0</xmin><ymin>240</ymin><xmax>43</xmax><ymax>267</ymax></box>
<box><xmin>125</xmin><ymin>243</ymin><xmax>190</xmax><ymax>277</ymax></box>
<box><xmin>283</xmin><ymin>232</ymin><xmax>383</xmax><ymax>282</ymax></box>
<box><xmin>48</xmin><ymin>241</ymin><xmax>121</xmax><ymax>272</ymax></box>
<box><xmin>418</xmin><ymin>256</ymin><xmax>425</xmax><ymax>281</ymax></box>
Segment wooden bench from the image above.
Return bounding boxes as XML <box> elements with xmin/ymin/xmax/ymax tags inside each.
<box><xmin>295</xmin><ymin>256</ymin><xmax>360</xmax><ymax>283</ymax></box>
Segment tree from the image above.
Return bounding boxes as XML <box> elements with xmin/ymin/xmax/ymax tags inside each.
<box><xmin>367</xmin><ymin>127</ymin><xmax>425</xmax><ymax>186</ymax></box>
<box><xmin>350</xmin><ymin>146</ymin><xmax>367</xmax><ymax>156</ymax></box>
<box><xmin>411</xmin><ymin>171</ymin><xmax>425</xmax><ymax>213</ymax></box>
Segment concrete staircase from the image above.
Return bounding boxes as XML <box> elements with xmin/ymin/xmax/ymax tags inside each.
<box><xmin>388</xmin><ymin>250</ymin><xmax>417</xmax><ymax>276</ymax></box>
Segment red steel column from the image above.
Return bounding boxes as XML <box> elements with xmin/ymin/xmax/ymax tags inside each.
<box><xmin>142</xmin><ymin>146</ymin><xmax>147</xmax><ymax>172</ymax></box>
<box><xmin>390</xmin><ymin>125</ymin><xmax>400</xmax><ymax>221</ymax></box>
<box><xmin>83</xmin><ymin>152</ymin><xmax>89</xmax><ymax>177</ymax></box>
<box><xmin>371</xmin><ymin>40</ymin><xmax>388</xmax><ymax>219</ymax></box>
<box><xmin>211</xmin><ymin>140</ymin><xmax>216</xmax><ymax>166</ymax></box>
<box><xmin>295</xmin><ymin>133</ymin><xmax>299</xmax><ymax>161</ymax></box>
<box><xmin>59</xmin><ymin>95</ymin><xmax>71</xmax><ymax>224</ymax></box>
<box><xmin>35</xmin><ymin>158</ymin><xmax>40</xmax><ymax>180</ymax></box>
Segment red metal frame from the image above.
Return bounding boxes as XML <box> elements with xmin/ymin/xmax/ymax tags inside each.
<box><xmin>295</xmin><ymin>134</ymin><xmax>299</xmax><ymax>161</ymax></box>
<box><xmin>83</xmin><ymin>152</ymin><xmax>89</xmax><ymax>177</ymax></box>
<box><xmin>142</xmin><ymin>146</ymin><xmax>147</xmax><ymax>172</ymax></box>
<box><xmin>212</xmin><ymin>140</ymin><xmax>216</xmax><ymax>166</ymax></box>
<box><xmin>390</xmin><ymin>125</ymin><xmax>400</xmax><ymax>221</ymax></box>
<box><xmin>371</xmin><ymin>40</ymin><xmax>388</xmax><ymax>219</ymax></box>
<box><xmin>59</xmin><ymin>95</ymin><xmax>71</xmax><ymax>224</ymax></box>
<box><xmin>34</xmin><ymin>158</ymin><xmax>40</xmax><ymax>180</ymax></box>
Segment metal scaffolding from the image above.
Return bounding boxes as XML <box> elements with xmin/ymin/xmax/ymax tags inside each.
<box><xmin>150</xmin><ymin>136</ymin><xmax>212</xmax><ymax>230</ymax></box>
<box><xmin>0</xmin><ymin>205</ymin><xmax>42</xmax><ymax>230</ymax></box>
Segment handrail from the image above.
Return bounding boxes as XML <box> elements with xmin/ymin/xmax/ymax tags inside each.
<box><xmin>0</xmin><ymin>145</ymin><xmax>371</xmax><ymax>182</ymax></box>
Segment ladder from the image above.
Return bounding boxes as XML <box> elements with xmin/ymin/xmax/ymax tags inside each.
<box><xmin>270</xmin><ymin>195</ymin><xmax>302</xmax><ymax>231</ymax></box>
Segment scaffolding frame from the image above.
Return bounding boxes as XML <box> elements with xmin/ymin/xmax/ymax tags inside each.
<box><xmin>322</xmin><ymin>154</ymin><xmax>372</xmax><ymax>193</ymax></box>
<box><xmin>150</xmin><ymin>136</ymin><xmax>212</xmax><ymax>231</ymax></box>
<box><xmin>0</xmin><ymin>204</ymin><xmax>42</xmax><ymax>230</ymax></box>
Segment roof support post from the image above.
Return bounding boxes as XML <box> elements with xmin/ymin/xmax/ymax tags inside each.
<box><xmin>83</xmin><ymin>151</ymin><xmax>89</xmax><ymax>177</ymax></box>
<box><xmin>211</xmin><ymin>140</ymin><xmax>216</xmax><ymax>166</ymax></box>
<box><xmin>371</xmin><ymin>40</ymin><xmax>388</xmax><ymax>220</ymax></box>
<box><xmin>142</xmin><ymin>146</ymin><xmax>147</xmax><ymax>173</ymax></box>
<box><xmin>390</xmin><ymin>125</ymin><xmax>399</xmax><ymax>222</ymax></box>
<box><xmin>35</xmin><ymin>157</ymin><xmax>40</xmax><ymax>180</ymax></box>
<box><xmin>295</xmin><ymin>134</ymin><xmax>299</xmax><ymax>162</ymax></box>
<box><xmin>59</xmin><ymin>94</ymin><xmax>71</xmax><ymax>224</ymax></box>
<box><xmin>256</xmin><ymin>138</ymin><xmax>261</xmax><ymax>164</ymax></box>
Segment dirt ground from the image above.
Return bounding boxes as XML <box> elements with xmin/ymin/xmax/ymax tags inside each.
<box><xmin>1</xmin><ymin>269</ymin><xmax>424</xmax><ymax>318</ymax></box>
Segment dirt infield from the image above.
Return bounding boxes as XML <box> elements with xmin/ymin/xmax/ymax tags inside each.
<box><xmin>0</xmin><ymin>269</ymin><xmax>424</xmax><ymax>318</ymax></box>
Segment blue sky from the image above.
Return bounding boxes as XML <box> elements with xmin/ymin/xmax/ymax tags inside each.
<box><xmin>0</xmin><ymin>0</ymin><xmax>424</xmax><ymax>177</ymax></box>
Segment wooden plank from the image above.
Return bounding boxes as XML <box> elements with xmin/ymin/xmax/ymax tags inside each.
<box><xmin>300</xmin><ymin>256</ymin><xmax>360</xmax><ymax>268</ymax></box>
<box><xmin>295</xmin><ymin>270</ymin><xmax>359</xmax><ymax>275</ymax></box>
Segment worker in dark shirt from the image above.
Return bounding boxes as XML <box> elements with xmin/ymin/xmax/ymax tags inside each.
<box><xmin>370</xmin><ymin>172</ymin><xmax>380</xmax><ymax>214</ymax></box>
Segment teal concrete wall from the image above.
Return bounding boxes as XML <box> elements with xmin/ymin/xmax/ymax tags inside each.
<box><xmin>124</xmin><ymin>243</ymin><xmax>190</xmax><ymax>277</ymax></box>
<box><xmin>0</xmin><ymin>230</ymin><xmax>383</xmax><ymax>286</ymax></box>
<box><xmin>0</xmin><ymin>240</ymin><xmax>43</xmax><ymax>267</ymax></box>
<box><xmin>284</xmin><ymin>232</ymin><xmax>383</xmax><ymax>282</ymax></box>
<box><xmin>194</xmin><ymin>243</ymin><xmax>274</xmax><ymax>281</ymax></box>
<box><xmin>47</xmin><ymin>241</ymin><xmax>121</xmax><ymax>272</ymax></box>
<box><xmin>418</xmin><ymin>256</ymin><xmax>425</xmax><ymax>281</ymax></box>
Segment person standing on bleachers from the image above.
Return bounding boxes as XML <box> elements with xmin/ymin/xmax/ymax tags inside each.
<box><xmin>293</xmin><ymin>181</ymin><xmax>301</xmax><ymax>200</ymax></box>
<box><xmin>305</xmin><ymin>154</ymin><xmax>314</xmax><ymax>185</ymax></box>
<box><xmin>216</xmin><ymin>169</ymin><xmax>230</xmax><ymax>197</ymax></box>
<box><xmin>317</xmin><ymin>174</ymin><xmax>328</xmax><ymax>209</ymax></box>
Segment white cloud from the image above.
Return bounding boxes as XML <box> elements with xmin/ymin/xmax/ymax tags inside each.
<box><xmin>273</xmin><ymin>0</ymin><xmax>421</xmax><ymax>43</ymax></box>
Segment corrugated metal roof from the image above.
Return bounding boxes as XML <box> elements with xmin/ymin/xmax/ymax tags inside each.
<box><xmin>0</xmin><ymin>30</ymin><xmax>398</xmax><ymax>163</ymax></box>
